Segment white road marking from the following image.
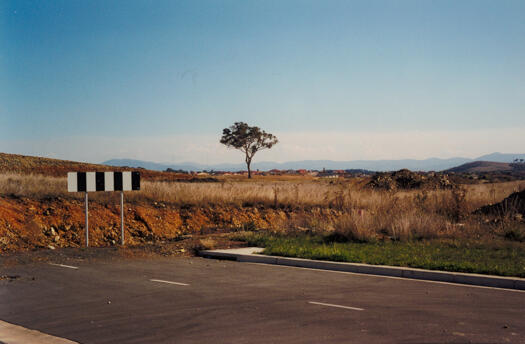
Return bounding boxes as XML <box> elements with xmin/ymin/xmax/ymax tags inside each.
<box><xmin>0</xmin><ymin>320</ymin><xmax>79</xmax><ymax>344</ymax></box>
<box><xmin>150</xmin><ymin>279</ymin><xmax>189</xmax><ymax>286</ymax></box>
<box><xmin>308</xmin><ymin>301</ymin><xmax>364</xmax><ymax>311</ymax></box>
<box><xmin>246</xmin><ymin>262</ymin><xmax>525</xmax><ymax>293</ymax></box>
<box><xmin>48</xmin><ymin>263</ymin><xmax>79</xmax><ymax>270</ymax></box>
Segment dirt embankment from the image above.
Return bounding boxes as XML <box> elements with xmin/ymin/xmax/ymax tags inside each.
<box><xmin>0</xmin><ymin>196</ymin><xmax>342</xmax><ymax>253</ymax></box>
<box><xmin>476</xmin><ymin>190</ymin><xmax>525</xmax><ymax>217</ymax></box>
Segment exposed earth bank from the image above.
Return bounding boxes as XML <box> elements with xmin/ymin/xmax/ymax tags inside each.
<box><xmin>0</xmin><ymin>196</ymin><xmax>342</xmax><ymax>253</ymax></box>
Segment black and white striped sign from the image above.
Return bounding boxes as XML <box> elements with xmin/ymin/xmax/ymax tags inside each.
<box><xmin>67</xmin><ymin>172</ymin><xmax>140</xmax><ymax>192</ymax></box>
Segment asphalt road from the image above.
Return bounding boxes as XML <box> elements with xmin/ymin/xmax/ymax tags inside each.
<box><xmin>1</xmin><ymin>256</ymin><xmax>524</xmax><ymax>344</ymax></box>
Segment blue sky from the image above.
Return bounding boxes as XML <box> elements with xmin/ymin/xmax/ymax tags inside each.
<box><xmin>1</xmin><ymin>0</ymin><xmax>524</xmax><ymax>164</ymax></box>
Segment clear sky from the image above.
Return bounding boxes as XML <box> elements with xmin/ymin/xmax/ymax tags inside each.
<box><xmin>2</xmin><ymin>0</ymin><xmax>524</xmax><ymax>164</ymax></box>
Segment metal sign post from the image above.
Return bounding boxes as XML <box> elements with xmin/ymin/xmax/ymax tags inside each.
<box><xmin>121</xmin><ymin>191</ymin><xmax>124</xmax><ymax>245</ymax></box>
<box><xmin>85</xmin><ymin>192</ymin><xmax>89</xmax><ymax>247</ymax></box>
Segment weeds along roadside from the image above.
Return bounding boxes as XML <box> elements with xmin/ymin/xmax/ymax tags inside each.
<box><xmin>1</xmin><ymin>173</ymin><xmax>524</xmax><ymax>243</ymax></box>
<box><xmin>231</xmin><ymin>231</ymin><xmax>525</xmax><ymax>277</ymax></box>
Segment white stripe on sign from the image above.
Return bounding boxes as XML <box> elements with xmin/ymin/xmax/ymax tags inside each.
<box><xmin>104</xmin><ymin>171</ymin><xmax>114</xmax><ymax>191</ymax></box>
<box><xmin>86</xmin><ymin>172</ymin><xmax>96</xmax><ymax>192</ymax></box>
<box><xmin>150</xmin><ymin>279</ymin><xmax>189</xmax><ymax>286</ymax></box>
<box><xmin>122</xmin><ymin>171</ymin><xmax>132</xmax><ymax>191</ymax></box>
<box><xmin>308</xmin><ymin>301</ymin><xmax>364</xmax><ymax>311</ymax></box>
<box><xmin>48</xmin><ymin>263</ymin><xmax>79</xmax><ymax>270</ymax></box>
<box><xmin>67</xmin><ymin>172</ymin><xmax>77</xmax><ymax>193</ymax></box>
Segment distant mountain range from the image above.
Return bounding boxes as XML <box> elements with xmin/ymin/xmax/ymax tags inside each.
<box><xmin>103</xmin><ymin>152</ymin><xmax>525</xmax><ymax>172</ymax></box>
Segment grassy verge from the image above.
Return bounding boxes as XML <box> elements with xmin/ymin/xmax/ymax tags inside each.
<box><xmin>233</xmin><ymin>232</ymin><xmax>525</xmax><ymax>278</ymax></box>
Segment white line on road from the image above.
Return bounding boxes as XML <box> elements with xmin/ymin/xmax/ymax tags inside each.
<box><xmin>150</xmin><ymin>279</ymin><xmax>189</xmax><ymax>286</ymax></box>
<box><xmin>48</xmin><ymin>263</ymin><xmax>79</xmax><ymax>270</ymax></box>
<box><xmin>247</xmin><ymin>262</ymin><xmax>525</xmax><ymax>294</ymax></box>
<box><xmin>308</xmin><ymin>301</ymin><xmax>364</xmax><ymax>311</ymax></box>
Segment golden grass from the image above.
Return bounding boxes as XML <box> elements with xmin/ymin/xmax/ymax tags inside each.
<box><xmin>1</xmin><ymin>173</ymin><xmax>523</xmax><ymax>208</ymax></box>
<box><xmin>0</xmin><ymin>173</ymin><xmax>68</xmax><ymax>199</ymax></box>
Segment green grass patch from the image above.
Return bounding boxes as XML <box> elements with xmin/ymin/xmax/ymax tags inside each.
<box><xmin>232</xmin><ymin>232</ymin><xmax>525</xmax><ymax>278</ymax></box>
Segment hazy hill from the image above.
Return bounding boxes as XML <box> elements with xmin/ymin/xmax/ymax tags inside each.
<box><xmin>103</xmin><ymin>159</ymin><xmax>205</xmax><ymax>172</ymax></box>
<box><xmin>476</xmin><ymin>153</ymin><xmax>525</xmax><ymax>163</ymax></box>
<box><xmin>104</xmin><ymin>157</ymin><xmax>472</xmax><ymax>172</ymax></box>
<box><xmin>0</xmin><ymin>153</ymin><xmax>193</xmax><ymax>181</ymax></box>
<box><xmin>3</xmin><ymin>152</ymin><xmax>524</xmax><ymax>176</ymax></box>
<box><xmin>446</xmin><ymin>161</ymin><xmax>514</xmax><ymax>173</ymax></box>
<box><xmin>103</xmin><ymin>152</ymin><xmax>525</xmax><ymax>172</ymax></box>
<box><xmin>0</xmin><ymin>153</ymin><xmax>115</xmax><ymax>177</ymax></box>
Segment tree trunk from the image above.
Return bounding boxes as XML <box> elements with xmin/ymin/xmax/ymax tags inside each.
<box><xmin>246</xmin><ymin>158</ymin><xmax>252</xmax><ymax>179</ymax></box>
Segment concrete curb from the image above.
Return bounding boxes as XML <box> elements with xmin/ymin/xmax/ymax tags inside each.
<box><xmin>199</xmin><ymin>247</ymin><xmax>525</xmax><ymax>291</ymax></box>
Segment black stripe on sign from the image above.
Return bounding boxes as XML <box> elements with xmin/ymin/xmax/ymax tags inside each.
<box><xmin>77</xmin><ymin>172</ymin><xmax>86</xmax><ymax>192</ymax></box>
<box><xmin>132</xmin><ymin>172</ymin><xmax>140</xmax><ymax>190</ymax></box>
<box><xmin>114</xmin><ymin>172</ymin><xmax>123</xmax><ymax>191</ymax></box>
<box><xmin>96</xmin><ymin>172</ymin><xmax>105</xmax><ymax>191</ymax></box>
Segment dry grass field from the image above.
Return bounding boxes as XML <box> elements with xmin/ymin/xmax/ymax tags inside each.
<box><xmin>2</xmin><ymin>172</ymin><xmax>521</xmax><ymax>207</ymax></box>
<box><xmin>1</xmin><ymin>172</ymin><xmax>524</xmax><ymax>245</ymax></box>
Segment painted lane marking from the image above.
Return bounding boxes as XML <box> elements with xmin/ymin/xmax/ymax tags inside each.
<box><xmin>246</xmin><ymin>263</ymin><xmax>525</xmax><ymax>294</ymax></box>
<box><xmin>308</xmin><ymin>301</ymin><xmax>364</xmax><ymax>311</ymax></box>
<box><xmin>150</xmin><ymin>279</ymin><xmax>189</xmax><ymax>286</ymax></box>
<box><xmin>48</xmin><ymin>263</ymin><xmax>79</xmax><ymax>270</ymax></box>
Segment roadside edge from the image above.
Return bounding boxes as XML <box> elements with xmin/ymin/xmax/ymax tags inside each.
<box><xmin>199</xmin><ymin>247</ymin><xmax>525</xmax><ymax>290</ymax></box>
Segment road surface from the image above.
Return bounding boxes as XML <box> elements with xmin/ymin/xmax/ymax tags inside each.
<box><xmin>1</xmin><ymin>256</ymin><xmax>524</xmax><ymax>343</ymax></box>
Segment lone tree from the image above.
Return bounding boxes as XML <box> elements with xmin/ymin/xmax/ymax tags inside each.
<box><xmin>220</xmin><ymin>122</ymin><xmax>278</xmax><ymax>178</ymax></box>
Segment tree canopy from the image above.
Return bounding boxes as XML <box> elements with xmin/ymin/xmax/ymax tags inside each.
<box><xmin>220</xmin><ymin>122</ymin><xmax>278</xmax><ymax>178</ymax></box>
